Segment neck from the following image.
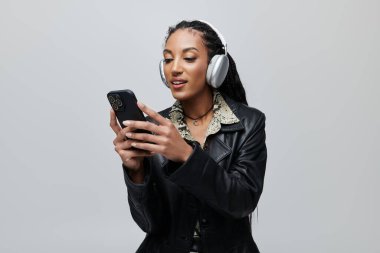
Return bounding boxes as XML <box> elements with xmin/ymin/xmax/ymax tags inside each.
<box><xmin>182</xmin><ymin>88</ymin><xmax>214</xmax><ymax>122</ymax></box>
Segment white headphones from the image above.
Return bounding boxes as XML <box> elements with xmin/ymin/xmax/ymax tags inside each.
<box><xmin>159</xmin><ymin>20</ymin><xmax>229</xmax><ymax>89</ymax></box>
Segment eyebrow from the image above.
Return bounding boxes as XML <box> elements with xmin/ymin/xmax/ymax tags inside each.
<box><xmin>163</xmin><ymin>47</ymin><xmax>199</xmax><ymax>54</ymax></box>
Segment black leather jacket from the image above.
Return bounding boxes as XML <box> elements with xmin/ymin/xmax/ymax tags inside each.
<box><xmin>123</xmin><ymin>95</ymin><xmax>267</xmax><ymax>253</ymax></box>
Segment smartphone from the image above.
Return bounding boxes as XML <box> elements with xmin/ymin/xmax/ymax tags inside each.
<box><xmin>107</xmin><ymin>89</ymin><xmax>150</xmax><ymax>134</ymax></box>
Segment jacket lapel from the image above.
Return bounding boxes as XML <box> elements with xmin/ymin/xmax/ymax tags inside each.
<box><xmin>209</xmin><ymin>95</ymin><xmax>245</xmax><ymax>163</ymax></box>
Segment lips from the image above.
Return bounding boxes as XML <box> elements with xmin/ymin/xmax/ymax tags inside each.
<box><xmin>171</xmin><ymin>79</ymin><xmax>188</xmax><ymax>88</ymax></box>
<box><xmin>172</xmin><ymin>81</ymin><xmax>187</xmax><ymax>84</ymax></box>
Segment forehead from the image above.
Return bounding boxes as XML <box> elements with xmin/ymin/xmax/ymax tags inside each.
<box><xmin>165</xmin><ymin>28</ymin><xmax>206</xmax><ymax>52</ymax></box>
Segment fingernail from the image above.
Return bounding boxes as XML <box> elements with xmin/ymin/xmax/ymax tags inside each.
<box><xmin>126</xmin><ymin>132</ymin><xmax>132</xmax><ymax>137</ymax></box>
<box><xmin>131</xmin><ymin>143</ymin><xmax>137</xmax><ymax>147</ymax></box>
<box><xmin>123</xmin><ymin>120</ymin><xmax>130</xmax><ymax>125</ymax></box>
<box><xmin>137</xmin><ymin>101</ymin><xmax>144</xmax><ymax>108</ymax></box>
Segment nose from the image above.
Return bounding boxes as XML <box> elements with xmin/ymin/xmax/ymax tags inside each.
<box><xmin>171</xmin><ymin>58</ymin><xmax>183</xmax><ymax>76</ymax></box>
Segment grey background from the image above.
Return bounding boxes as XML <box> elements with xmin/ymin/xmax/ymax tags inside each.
<box><xmin>0</xmin><ymin>0</ymin><xmax>379</xmax><ymax>252</ymax></box>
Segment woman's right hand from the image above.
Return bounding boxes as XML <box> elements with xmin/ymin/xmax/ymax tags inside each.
<box><xmin>109</xmin><ymin>108</ymin><xmax>153</xmax><ymax>172</ymax></box>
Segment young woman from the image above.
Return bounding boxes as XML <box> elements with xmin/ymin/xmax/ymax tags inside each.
<box><xmin>110</xmin><ymin>20</ymin><xmax>267</xmax><ymax>253</ymax></box>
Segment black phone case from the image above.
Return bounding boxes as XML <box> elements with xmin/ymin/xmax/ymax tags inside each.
<box><xmin>107</xmin><ymin>89</ymin><xmax>150</xmax><ymax>134</ymax></box>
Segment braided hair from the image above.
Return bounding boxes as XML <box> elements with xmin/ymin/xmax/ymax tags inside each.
<box><xmin>164</xmin><ymin>20</ymin><xmax>248</xmax><ymax>106</ymax></box>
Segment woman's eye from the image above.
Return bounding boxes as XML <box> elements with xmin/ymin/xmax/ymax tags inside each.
<box><xmin>163</xmin><ymin>59</ymin><xmax>173</xmax><ymax>63</ymax></box>
<box><xmin>184</xmin><ymin>57</ymin><xmax>196</xmax><ymax>62</ymax></box>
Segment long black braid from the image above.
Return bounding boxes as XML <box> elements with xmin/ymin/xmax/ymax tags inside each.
<box><xmin>164</xmin><ymin>20</ymin><xmax>255</xmax><ymax>232</ymax></box>
<box><xmin>164</xmin><ymin>20</ymin><xmax>248</xmax><ymax>106</ymax></box>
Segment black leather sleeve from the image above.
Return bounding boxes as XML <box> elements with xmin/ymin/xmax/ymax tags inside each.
<box><xmin>122</xmin><ymin>158</ymin><xmax>166</xmax><ymax>234</ymax></box>
<box><xmin>121</xmin><ymin>114</ymin><xmax>170</xmax><ymax>234</ymax></box>
<box><xmin>165</xmin><ymin>112</ymin><xmax>267</xmax><ymax>219</ymax></box>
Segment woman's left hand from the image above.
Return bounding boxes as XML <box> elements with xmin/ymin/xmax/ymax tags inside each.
<box><xmin>123</xmin><ymin>101</ymin><xmax>193</xmax><ymax>163</ymax></box>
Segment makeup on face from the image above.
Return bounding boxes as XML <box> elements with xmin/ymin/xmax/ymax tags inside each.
<box><xmin>162</xmin><ymin>29</ymin><xmax>209</xmax><ymax>101</ymax></box>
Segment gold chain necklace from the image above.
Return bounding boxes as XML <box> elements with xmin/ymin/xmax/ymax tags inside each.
<box><xmin>183</xmin><ymin>104</ymin><xmax>214</xmax><ymax>126</ymax></box>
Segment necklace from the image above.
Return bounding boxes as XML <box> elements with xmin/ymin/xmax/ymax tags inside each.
<box><xmin>183</xmin><ymin>104</ymin><xmax>214</xmax><ymax>126</ymax></box>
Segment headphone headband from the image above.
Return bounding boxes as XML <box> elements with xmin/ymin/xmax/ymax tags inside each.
<box><xmin>197</xmin><ymin>19</ymin><xmax>228</xmax><ymax>56</ymax></box>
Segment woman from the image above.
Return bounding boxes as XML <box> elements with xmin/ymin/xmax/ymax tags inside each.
<box><xmin>110</xmin><ymin>20</ymin><xmax>267</xmax><ymax>253</ymax></box>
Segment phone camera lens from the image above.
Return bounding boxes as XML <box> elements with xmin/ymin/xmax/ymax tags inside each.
<box><xmin>108</xmin><ymin>96</ymin><xmax>115</xmax><ymax>103</ymax></box>
<box><xmin>116</xmin><ymin>99</ymin><xmax>123</xmax><ymax>107</ymax></box>
<box><xmin>111</xmin><ymin>103</ymin><xmax>119</xmax><ymax>111</ymax></box>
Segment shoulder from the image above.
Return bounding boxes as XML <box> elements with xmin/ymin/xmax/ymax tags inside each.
<box><xmin>237</xmin><ymin>103</ymin><xmax>266</xmax><ymax>123</ymax></box>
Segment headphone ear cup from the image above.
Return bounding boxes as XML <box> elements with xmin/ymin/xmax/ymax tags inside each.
<box><xmin>206</xmin><ymin>55</ymin><xmax>230</xmax><ymax>88</ymax></box>
<box><xmin>159</xmin><ymin>60</ymin><xmax>169</xmax><ymax>88</ymax></box>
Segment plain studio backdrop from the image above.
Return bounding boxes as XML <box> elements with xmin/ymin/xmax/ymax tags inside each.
<box><xmin>0</xmin><ymin>0</ymin><xmax>379</xmax><ymax>252</ymax></box>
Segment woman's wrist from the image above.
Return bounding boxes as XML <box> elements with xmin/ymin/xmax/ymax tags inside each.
<box><xmin>127</xmin><ymin>168</ymin><xmax>145</xmax><ymax>184</ymax></box>
<box><xmin>124</xmin><ymin>161</ymin><xmax>145</xmax><ymax>184</ymax></box>
<box><xmin>181</xmin><ymin>142</ymin><xmax>194</xmax><ymax>163</ymax></box>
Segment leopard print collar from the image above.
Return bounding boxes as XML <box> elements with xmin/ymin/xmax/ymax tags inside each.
<box><xmin>168</xmin><ymin>90</ymin><xmax>240</xmax><ymax>148</ymax></box>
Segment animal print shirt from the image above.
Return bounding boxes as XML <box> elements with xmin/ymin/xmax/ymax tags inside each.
<box><xmin>168</xmin><ymin>89</ymin><xmax>240</xmax><ymax>148</ymax></box>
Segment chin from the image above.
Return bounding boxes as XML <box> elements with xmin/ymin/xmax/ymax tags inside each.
<box><xmin>170</xmin><ymin>90</ymin><xmax>190</xmax><ymax>102</ymax></box>
<box><xmin>169</xmin><ymin>84</ymin><xmax>208</xmax><ymax>102</ymax></box>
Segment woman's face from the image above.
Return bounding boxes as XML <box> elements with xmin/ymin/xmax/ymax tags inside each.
<box><xmin>163</xmin><ymin>28</ymin><xmax>209</xmax><ymax>101</ymax></box>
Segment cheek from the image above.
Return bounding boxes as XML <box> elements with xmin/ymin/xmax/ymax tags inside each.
<box><xmin>163</xmin><ymin>65</ymin><xmax>170</xmax><ymax>77</ymax></box>
<box><xmin>188</xmin><ymin>63</ymin><xmax>208</xmax><ymax>82</ymax></box>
